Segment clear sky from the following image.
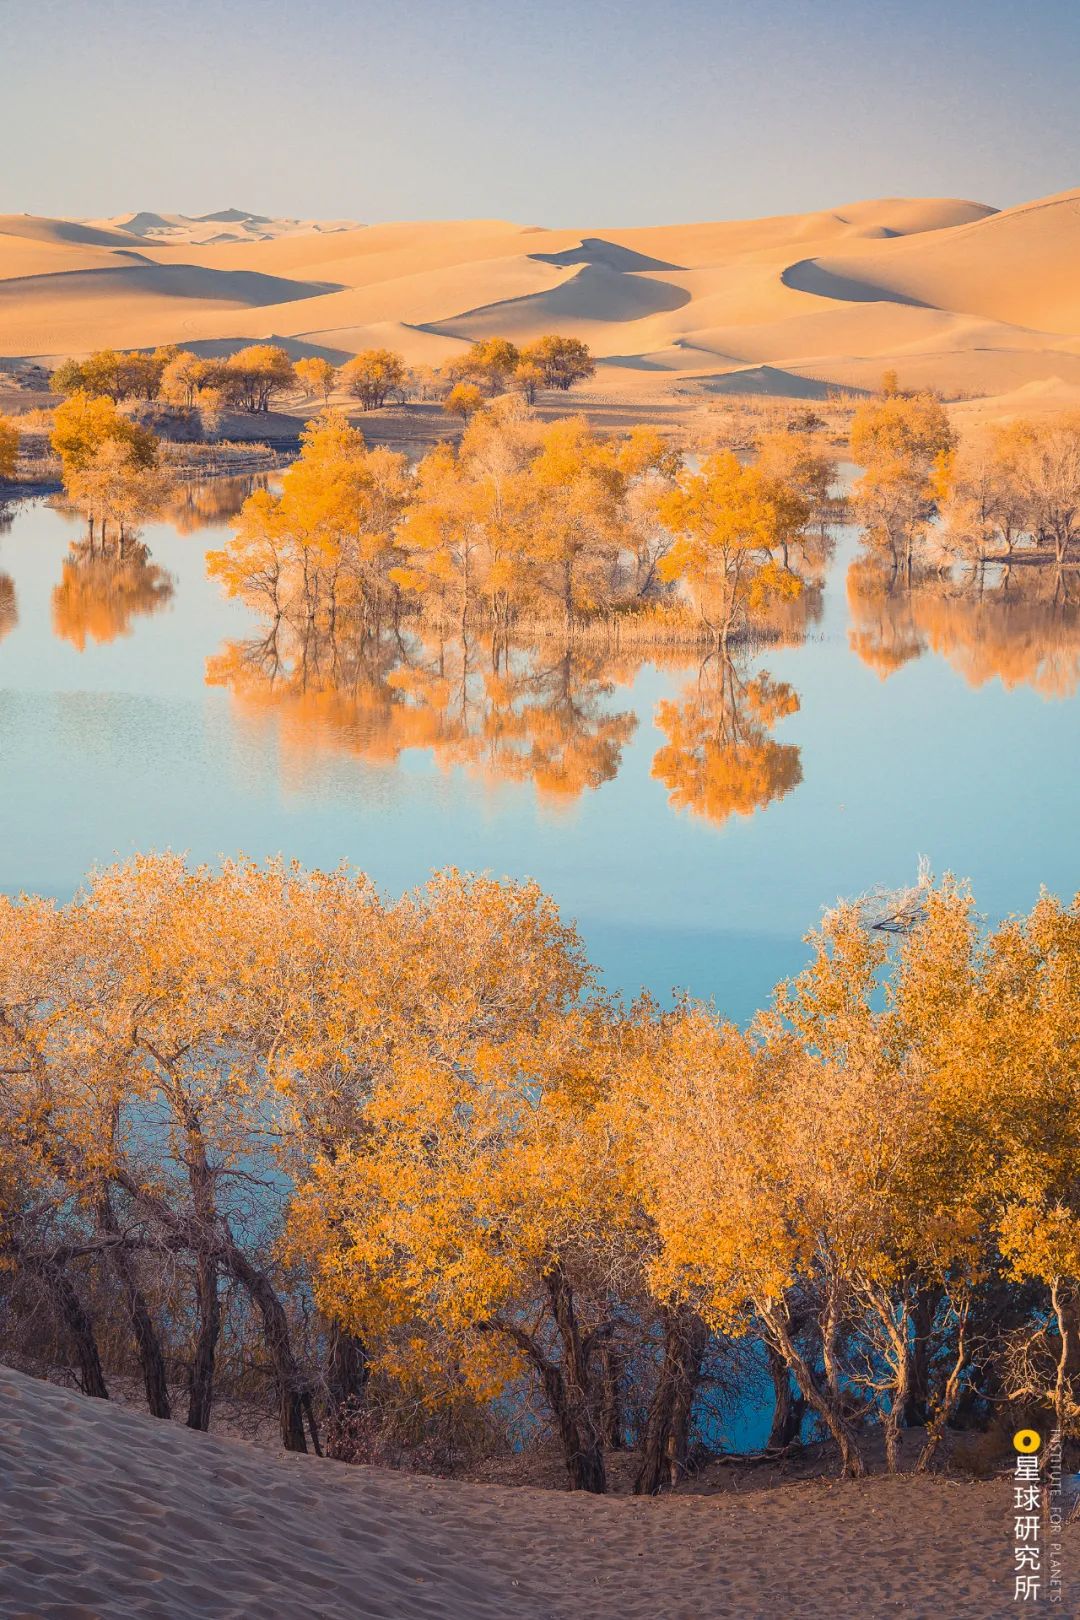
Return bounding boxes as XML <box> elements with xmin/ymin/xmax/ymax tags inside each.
<box><xmin>4</xmin><ymin>0</ymin><xmax>1078</xmax><ymax>226</ymax></box>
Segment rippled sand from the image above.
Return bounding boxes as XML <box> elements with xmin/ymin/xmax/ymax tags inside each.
<box><xmin>0</xmin><ymin>1365</ymin><xmax>1054</xmax><ymax>1618</ymax></box>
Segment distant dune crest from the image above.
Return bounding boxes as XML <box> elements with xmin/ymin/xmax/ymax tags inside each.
<box><xmin>0</xmin><ymin>190</ymin><xmax>1077</xmax><ymax>410</ymax></box>
<box><xmin>86</xmin><ymin>208</ymin><xmax>363</xmax><ymax>245</ymax></box>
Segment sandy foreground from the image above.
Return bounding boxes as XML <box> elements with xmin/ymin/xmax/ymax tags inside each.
<box><xmin>2</xmin><ymin>190</ymin><xmax>1080</xmax><ymax>414</ymax></box>
<box><xmin>0</xmin><ymin>1366</ymin><xmax>1060</xmax><ymax>1620</ymax></box>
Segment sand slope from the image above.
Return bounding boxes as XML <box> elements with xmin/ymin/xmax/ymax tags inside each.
<box><xmin>87</xmin><ymin>209</ymin><xmax>362</xmax><ymax>246</ymax></box>
<box><xmin>1</xmin><ymin>192</ymin><xmax>1078</xmax><ymax>405</ymax></box>
<box><xmin>785</xmin><ymin>189</ymin><xmax>1080</xmax><ymax>334</ymax></box>
<box><xmin>0</xmin><ymin>1365</ymin><xmax>1046</xmax><ymax>1619</ymax></box>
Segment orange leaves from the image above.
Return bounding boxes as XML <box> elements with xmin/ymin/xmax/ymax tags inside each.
<box><xmin>846</xmin><ymin>554</ymin><xmax>1080</xmax><ymax>697</ymax></box>
<box><xmin>51</xmin><ymin>550</ymin><xmax>173</xmax><ymax>650</ymax></box>
<box><xmin>3</xmin><ymin>852</ymin><xmax>1079</xmax><ymax>1454</ymax></box>
<box><xmin>850</xmin><ymin>389</ymin><xmax>956</xmax><ymax>569</ymax></box>
<box><xmin>442</xmin><ymin>382</ymin><xmax>483</xmax><ymax>419</ymax></box>
<box><xmin>850</xmin><ymin>391</ymin><xmax>956</xmax><ymax>473</ymax></box>
<box><xmin>659</xmin><ymin>450</ymin><xmax>810</xmax><ymax>644</ymax></box>
<box><xmin>225</xmin><ymin>345</ymin><xmax>296</xmax><ymax>414</ymax></box>
<box><xmin>277</xmin><ymin>866</ymin><xmax>609</xmax><ymax>1396</ymax></box>
<box><xmin>207</xmin><ymin>396</ymin><xmax>822</xmax><ymax>647</ymax></box>
<box><xmin>294</xmin><ymin>356</ymin><xmax>337</xmax><ymax>404</ymax></box>
<box><xmin>519</xmin><ymin>335</ymin><xmax>595</xmax><ymax>393</ymax></box>
<box><xmin>745</xmin><ymin>556</ymin><xmax>802</xmax><ymax>615</ymax></box>
<box><xmin>0</xmin><ymin>414</ymin><xmax>18</xmax><ymax>481</ymax></box>
<box><xmin>51</xmin><ymin>391</ymin><xmax>158</xmax><ymax>478</ymax></box>
<box><xmin>210</xmin><ymin>410</ymin><xmax>409</xmax><ymax>629</ymax></box>
<box><xmin>339</xmin><ymin>350</ymin><xmax>407</xmax><ymax>411</ymax></box>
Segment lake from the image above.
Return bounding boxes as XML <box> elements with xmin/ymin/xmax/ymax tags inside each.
<box><xmin>2</xmin><ymin>482</ymin><xmax>1078</xmax><ymax>1026</ymax></box>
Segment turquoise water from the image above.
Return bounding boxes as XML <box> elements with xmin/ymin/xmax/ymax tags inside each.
<box><xmin>1</xmin><ymin>490</ymin><xmax>1078</xmax><ymax>1026</ymax></box>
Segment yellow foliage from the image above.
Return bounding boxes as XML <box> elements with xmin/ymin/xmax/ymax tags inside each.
<box><xmin>0</xmin><ymin>414</ymin><xmax>19</xmax><ymax>481</ymax></box>
<box><xmin>340</xmin><ymin>349</ymin><xmax>407</xmax><ymax>411</ymax></box>
<box><xmin>659</xmin><ymin>451</ymin><xmax>809</xmax><ymax>645</ymax></box>
<box><xmin>294</xmin><ymin>356</ymin><xmax>337</xmax><ymax>405</ymax></box>
<box><xmin>51</xmin><ymin>391</ymin><xmax>158</xmax><ymax>479</ymax></box>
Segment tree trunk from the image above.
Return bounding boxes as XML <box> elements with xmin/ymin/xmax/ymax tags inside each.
<box><xmin>635</xmin><ymin>1305</ymin><xmax>707</xmax><ymax>1494</ymax></box>
<box><xmin>185</xmin><ymin>1124</ymin><xmax>221</xmax><ymax>1433</ymax></box>
<box><xmin>186</xmin><ymin>1252</ymin><xmax>220</xmax><ymax>1432</ymax></box>
<box><xmin>1051</xmin><ymin>1279</ymin><xmax>1078</xmax><ymax>1438</ymax></box>
<box><xmin>883</xmin><ymin>1351</ymin><xmax>909</xmax><ymax>1474</ymax></box>
<box><xmin>763</xmin><ymin>1306</ymin><xmax>864</xmax><ymax>1478</ymax></box>
<box><xmin>765</xmin><ymin>1341</ymin><xmax>805</xmax><ymax>1450</ymax></box>
<box><xmin>326</xmin><ymin>1323</ymin><xmax>369</xmax><ymax>1411</ymax></box>
<box><xmin>545</xmin><ymin>1267</ymin><xmax>605</xmax><ymax>1492</ymax></box>
<box><xmin>597</xmin><ymin>1344</ymin><xmax>624</xmax><ymax>1451</ymax></box>
<box><xmin>904</xmin><ymin>1285</ymin><xmax>941</xmax><ymax>1427</ymax></box>
<box><xmin>489</xmin><ymin>1273</ymin><xmax>608</xmax><ymax>1491</ymax></box>
<box><xmin>37</xmin><ymin>1257</ymin><xmax>109</xmax><ymax>1400</ymax></box>
<box><xmin>99</xmin><ymin>1193</ymin><xmax>171</xmax><ymax>1419</ymax></box>
<box><xmin>111</xmin><ymin>1144</ymin><xmax>307</xmax><ymax>1451</ymax></box>
<box><xmin>227</xmin><ymin>1249</ymin><xmax>308</xmax><ymax>1453</ymax></box>
<box><xmin>916</xmin><ymin>1303</ymin><xmax>969</xmax><ymax>1472</ymax></box>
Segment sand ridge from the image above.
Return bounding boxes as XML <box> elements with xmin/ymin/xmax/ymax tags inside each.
<box><xmin>0</xmin><ymin>1364</ymin><xmax>1049</xmax><ymax>1619</ymax></box>
<box><xmin>1</xmin><ymin>192</ymin><xmax>1078</xmax><ymax>408</ymax></box>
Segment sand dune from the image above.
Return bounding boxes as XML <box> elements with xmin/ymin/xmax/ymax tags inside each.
<box><xmin>783</xmin><ymin>189</ymin><xmax>1080</xmax><ymax>335</ymax></box>
<box><xmin>0</xmin><ymin>264</ymin><xmax>346</xmax><ymax>356</ymax></box>
<box><xmin>0</xmin><ymin>214</ymin><xmax>156</xmax><ymax>250</ymax></box>
<box><xmin>0</xmin><ymin>1365</ymin><xmax>1035</xmax><ymax>1619</ymax></box>
<box><xmin>424</xmin><ymin>261</ymin><xmax>693</xmax><ymax>343</ymax></box>
<box><xmin>163</xmin><ymin>219</ymin><xmax>554</xmax><ymax>285</ymax></box>
<box><xmin>88</xmin><ymin>208</ymin><xmax>362</xmax><ymax>247</ymax></box>
<box><xmin>0</xmin><ymin>192</ymin><xmax>1076</xmax><ymax>408</ymax></box>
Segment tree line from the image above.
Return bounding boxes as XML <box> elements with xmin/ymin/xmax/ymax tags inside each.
<box><xmin>11</xmin><ymin>370</ymin><xmax>1078</xmax><ymax>653</ymax></box>
<box><xmin>1</xmin><ymin>860</ymin><xmax>1077</xmax><ymax>1490</ymax></box>
<box><xmin>206</xmin><ymin>397</ymin><xmax>833</xmax><ymax>640</ymax></box>
<box><xmin>851</xmin><ymin>381</ymin><xmax>1080</xmax><ymax>582</ymax></box>
<box><xmin>45</xmin><ymin>335</ymin><xmax>597</xmax><ymax>420</ymax></box>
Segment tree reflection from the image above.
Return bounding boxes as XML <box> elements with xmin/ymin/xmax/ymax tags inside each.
<box><xmin>467</xmin><ymin>642</ymin><xmax>638</xmax><ymax>801</ymax></box>
<box><xmin>159</xmin><ymin>475</ymin><xmax>273</xmax><ymax>535</ymax></box>
<box><xmin>651</xmin><ymin>651</ymin><xmax>802</xmax><ymax>825</ymax></box>
<box><xmin>206</xmin><ymin>621</ymin><xmax>639</xmax><ymax>804</ymax></box>
<box><xmin>847</xmin><ymin>557</ymin><xmax>1080</xmax><ymax>698</ymax></box>
<box><xmin>846</xmin><ymin>557</ymin><xmax>926</xmax><ymax>678</ymax></box>
<box><xmin>52</xmin><ymin>541</ymin><xmax>175</xmax><ymax>650</ymax></box>
<box><xmin>0</xmin><ymin>573</ymin><xmax>16</xmax><ymax>643</ymax></box>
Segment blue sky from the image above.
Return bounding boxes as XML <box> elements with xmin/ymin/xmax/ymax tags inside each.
<box><xmin>5</xmin><ymin>0</ymin><xmax>1078</xmax><ymax>224</ymax></box>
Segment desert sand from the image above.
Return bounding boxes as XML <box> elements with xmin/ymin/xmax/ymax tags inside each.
<box><xmin>0</xmin><ymin>1364</ymin><xmax>1050</xmax><ymax>1619</ymax></box>
<box><xmin>1</xmin><ymin>190</ymin><xmax>1079</xmax><ymax>413</ymax></box>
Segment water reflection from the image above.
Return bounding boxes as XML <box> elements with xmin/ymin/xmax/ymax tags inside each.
<box><xmin>847</xmin><ymin>559</ymin><xmax>1080</xmax><ymax>698</ymax></box>
<box><xmin>159</xmin><ymin>475</ymin><xmax>276</xmax><ymax>535</ymax></box>
<box><xmin>12</xmin><ymin>471</ymin><xmax>1080</xmax><ymax>833</ymax></box>
<box><xmin>206</xmin><ymin>622</ymin><xmax>640</xmax><ymax>803</ymax></box>
<box><xmin>3</xmin><ymin>486</ymin><xmax>1078</xmax><ymax>1026</ymax></box>
<box><xmin>0</xmin><ymin>574</ymin><xmax>16</xmax><ymax>643</ymax></box>
<box><xmin>653</xmin><ymin>652</ymin><xmax>802</xmax><ymax>824</ymax></box>
<box><xmin>41</xmin><ymin>475</ymin><xmax>264</xmax><ymax>653</ymax></box>
<box><xmin>51</xmin><ymin>543</ymin><xmax>175</xmax><ymax>651</ymax></box>
<box><xmin>203</xmin><ymin>607</ymin><xmax>813</xmax><ymax>824</ymax></box>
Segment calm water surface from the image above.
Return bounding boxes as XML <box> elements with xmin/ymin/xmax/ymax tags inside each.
<box><xmin>2</xmin><ymin>486</ymin><xmax>1078</xmax><ymax>1024</ymax></box>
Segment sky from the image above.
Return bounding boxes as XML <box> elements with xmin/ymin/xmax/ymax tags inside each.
<box><xmin>4</xmin><ymin>0</ymin><xmax>1078</xmax><ymax>226</ymax></box>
